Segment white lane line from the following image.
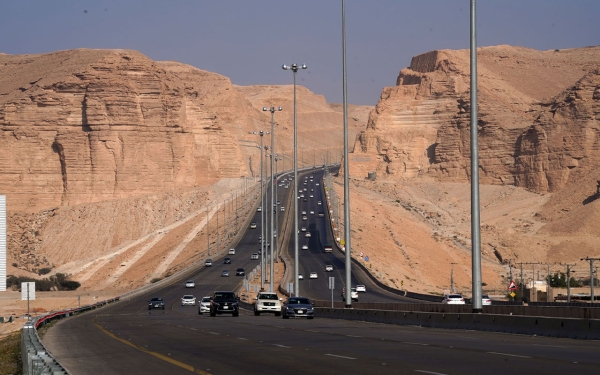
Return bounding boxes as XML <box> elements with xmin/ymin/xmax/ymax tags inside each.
<box><xmin>487</xmin><ymin>352</ymin><xmax>531</xmax><ymax>358</ymax></box>
<box><xmin>238</xmin><ymin>337</ymin><xmax>248</xmax><ymax>340</ymax></box>
<box><xmin>305</xmin><ymin>329</ymin><xmax>320</xmax><ymax>333</ymax></box>
<box><xmin>531</xmin><ymin>344</ymin><xmax>568</xmax><ymax>348</ymax></box>
<box><xmin>415</xmin><ymin>370</ymin><xmax>448</xmax><ymax>375</ymax></box>
<box><xmin>274</xmin><ymin>326</ymin><xmax>285</xmax><ymax>329</ymax></box>
<box><xmin>456</xmin><ymin>335</ymin><xmax>478</xmax><ymax>339</ymax></box>
<box><xmin>346</xmin><ymin>335</ymin><xmax>363</xmax><ymax>338</ymax></box>
<box><xmin>273</xmin><ymin>344</ymin><xmax>291</xmax><ymax>348</ymax></box>
<box><xmin>190</xmin><ymin>328</ymin><xmax>197</xmax><ymax>331</ymax></box>
<box><xmin>209</xmin><ymin>332</ymin><xmax>219</xmax><ymax>335</ymax></box>
<box><xmin>325</xmin><ymin>354</ymin><xmax>356</xmax><ymax>360</ymax></box>
<box><xmin>402</xmin><ymin>342</ymin><xmax>429</xmax><ymax>346</ymax></box>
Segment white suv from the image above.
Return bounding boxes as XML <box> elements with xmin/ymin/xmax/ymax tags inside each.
<box><xmin>254</xmin><ymin>292</ymin><xmax>282</xmax><ymax>316</ymax></box>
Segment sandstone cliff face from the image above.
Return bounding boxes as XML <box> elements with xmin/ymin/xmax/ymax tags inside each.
<box><xmin>0</xmin><ymin>49</ymin><xmax>251</xmax><ymax>211</ymax></box>
<box><xmin>353</xmin><ymin>46</ymin><xmax>600</xmax><ymax>194</ymax></box>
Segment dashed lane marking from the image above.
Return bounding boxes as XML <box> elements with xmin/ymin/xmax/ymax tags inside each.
<box><xmin>325</xmin><ymin>354</ymin><xmax>356</xmax><ymax>360</ymax></box>
<box><xmin>487</xmin><ymin>352</ymin><xmax>531</xmax><ymax>358</ymax></box>
<box><xmin>273</xmin><ymin>344</ymin><xmax>291</xmax><ymax>348</ymax></box>
<box><xmin>415</xmin><ymin>370</ymin><xmax>448</xmax><ymax>375</ymax></box>
<box><xmin>402</xmin><ymin>342</ymin><xmax>429</xmax><ymax>346</ymax></box>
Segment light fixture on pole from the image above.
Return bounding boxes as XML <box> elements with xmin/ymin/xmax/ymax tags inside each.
<box><xmin>264</xmin><ymin>106</ymin><xmax>282</xmax><ymax>292</ymax></box>
<box><xmin>282</xmin><ymin>63</ymin><xmax>307</xmax><ymax>296</ymax></box>
<box><xmin>253</xmin><ymin>130</ymin><xmax>270</xmax><ymax>291</ymax></box>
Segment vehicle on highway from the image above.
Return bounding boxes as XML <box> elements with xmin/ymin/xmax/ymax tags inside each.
<box><xmin>250</xmin><ymin>222</ymin><xmax>257</xmax><ymax>229</ymax></box>
<box><xmin>257</xmin><ymin>206</ymin><xmax>262</xmax><ymax>212</ymax></box>
<box><xmin>236</xmin><ymin>268</ymin><xmax>245</xmax><ymax>276</ymax></box>
<box><xmin>309</xmin><ymin>272</ymin><xmax>318</xmax><ymax>279</ymax></box>
<box><xmin>316</xmin><ymin>183</ymin><xmax>319</xmax><ymax>186</ymax></box>
<box><xmin>309</xmin><ymin>194</ymin><xmax>314</xmax><ymax>198</ymax></box>
<box><xmin>185</xmin><ymin>280</ymin><xmax>195</xmax><ymax>288</ymax></box>
<box><xmin>198</xmin><ymin>296</ymin><xmax>211</xmax><ymax>314</ymax></box>
<box><xmin>443</xmin><ymin>294</ymin><xmax>465</xmax><ymax>305</ymax></box>
<box><xmin>282</xmin><ymin>297</ymin><xmax>314</xmax><ymax>319</ymax></box>
<box><xmin>251</xmin><ymin>253</ymin><xmax>259</xmax><ymax>260</ymax></box>
<box><xmin>310</xmin><ymin>210</ymin><xmax>314</xmax><ymax>215</ymax></box>
<box><xmin>482</xmin><ymin>294</ymin><xmax>492</xmax><ymax>306</ymax></box>
<box><xmin>298</xmin><ymin>273</ymin><xmax>304</xmax><ymax>280</ymax></box>
<box><xmin>302</xmin><ymin>211</ymin><xmax>306</xmax><ymax>215</ymax></box>
<box><xmin>305</xmin><ymin>232</ymin><xmax>311</xmax><ymax>237</ymax></box>
<box><xmin>325</xmin><ymin>264</ymin><xmax>333</xmax><ymax>272</ymax></box>
<box><xmin>303</xmin><ymin>198</ymin><xmax>307</xmax><ymax>202</ymax></box>
<box><xmin>210</xmin><ymin>291</ymin><xmax>239</xmax><ymax>317</ymax></box>
<box><xmin>228</xmin><ymin>248</ymin><xmax>236</xmax><ymax>255</ymax></box>
<box><xmin>281</xmin><ymin>206</ymin><xmax>285</xmax><ymax>211</ymax></box>
<box><xmin>205</xmin><ymin>259</ymin><xmax>213</xmax><ymax>267</ymax></box>
<box><xmin>317</xmin><ymin>201</ymin><xmax>322</xmax><ymax>205</ymax></box>
<box><xmin>342</xmin><ymin>288</ymin><xmax>359</xmax><ymax>302</ymax></box>
<box><xmin>148</xmin><ymin>297</ymin><xmax>165</xmax><ymax>310</ymax></box>
<box><xmin>301</xmin><ymin>227</ymin><xmax>306</xmax><ymax>232</ymax></box>
<box><xmin>224</xmin><ymin>257</ymin><xmax>232</xmax><ymax>264</ymax></box>
<box><xmin>181</xmin><ymin>295</ymin><xmax>196</xmax><ymax>306</ymax></box>
<box><xmin>356</xmin><ymin>285</ymin><xmax>366</xmax><ymax>293</ymax></box>
<box><xmin>318</xmin><ymin>212</ymin><xmax>325</xmax><ymax>217</ymax></box>
<box><xmin>254</xmin><ymin>292</ymin><xmax>282</xmax><ymax>316</ymax></box>
<box><xmin>324</xmin><ymin>244</ymin><xmax>333</xmax><ymax>253</ymax></box>
<box><xmin>302</xmin><ymin>244</ymin><xmax>309</xmax><ymax>250</ymax></box>
<box><xmin>302</xmin><ymin>216</ymin><xmax>307</xmax><ymax>221</ymax></box>
<box><xmin>221</xmin><ymin>270</ymin><xmax>230</xmax><ymax>277</ymax></box>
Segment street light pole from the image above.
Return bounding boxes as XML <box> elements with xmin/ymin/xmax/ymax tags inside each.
<box><xmin>264</xmin><ymin>106</ymin><xmax>282</xmax><ymax>292</ymax></box>
<box><xmin>253</xmin><ymin>130</ymin><xmax>269</xmax><ymax>291</ymax></box>
<box><xmin>283</xmin><ymin>62</ymin><xmax>307</xmax><ymax>297</ymax></box>
<box><xmin>450</xmin><ymin>262</ymin><xmax>457</xmax><ymax>293</ymax></box>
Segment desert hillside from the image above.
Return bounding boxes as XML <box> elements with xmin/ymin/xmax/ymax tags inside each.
<box><xmin>0</xmin><ymin>49</ymin><xmax>371</xmax><ymax>285</ymax></box>
<box><xmin>345</xmin><ymin>45</ymin><xmax>600</xmax><ymax>287</ymax></box>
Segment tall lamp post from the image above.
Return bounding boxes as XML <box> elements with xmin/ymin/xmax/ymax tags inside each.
<box><xmin>253</xmin><ymin>130</ymin><xmax>269</xmax><ymax>291</ymax></box>
<box><xmin>264</xmin><ymin>106</ymin><xmax>282</xmax><ymax>292</ymax></box>
<box><xmin>282</xmin><ymin>63</ymin><xmax>307</xmax><ymax>296</ymax></box>
<box><xmin>274</xmin><ymin>155</ymin><xmax>282</xmax><ymax>261</ymax></box>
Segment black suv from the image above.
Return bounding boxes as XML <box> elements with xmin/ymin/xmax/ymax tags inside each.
<box><xmin>148</xmin><ymin>297</ymin><xmax>165</xmax><ymax>310</ymax></box>
<box><xmin>210</xmin><ymin>291</ymin><xmax>239</xmax><ymax>317</ymax></box>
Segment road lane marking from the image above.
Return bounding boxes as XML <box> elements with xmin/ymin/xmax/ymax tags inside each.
<box><xmin>209</xmin><ymin>332</ymin><xmax>220</xmax><ymax>335</ymax></box>
<box><xmin>456</xmin><ymin>335</ymin><xmax>478</xmax><ymax>339</ymax></box>
<box><xmin>402</xmin><ymin>342</ymin><xmax>429</xmax><ymax>346</ymax></box>
<box><xmin>346</xmin><ymin>335</ymin><xmax>362</xmax><ymax>338</ymax></box>
<box><xmin>305</xmin><ymin>329</ymin><xmax>320</xmax><ymax>333</ymax></box>
<box><xmin>487</xmin><ymin>352</ymin><xmax>531</xmax><ymax>358</ymax></box>
<box><xmin>273</xmin><ymin>344</ymin><xmax>291</xmax><ymax>348</ymax></box>
<box><xmin>238</xmin><ymin>337</ymin><xmax>248</xmax><ymax>340</ymax></box>
<box><xmin>531</xmin><ymin>344</ymin><xmax>568</xmax><ymax>348</ymax></box>
<box><xmin>415</xmin><ymin>370</ymin><xmax>448</xmax><ymax>375</ymax></box>
<box><xmin>325</xmin><ymin>354</ymin><xmax>356</xmax><ymax>360</ymax></box>
<box><xmin>93</xmin><ymin>320</ymin><xmax>211</xmax><ymax>374</ymax></box>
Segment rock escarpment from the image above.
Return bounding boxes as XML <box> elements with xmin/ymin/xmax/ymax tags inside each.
<box><xmin>354</xmin><ymin>46</ymin><xmax>600</xmax><ymax>194</ymax></box>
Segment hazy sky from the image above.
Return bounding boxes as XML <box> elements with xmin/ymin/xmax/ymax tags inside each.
<box><xmin>1</xmin><ymin>1</ymin><xmax>598</xmax><ymax>105</ymax></box>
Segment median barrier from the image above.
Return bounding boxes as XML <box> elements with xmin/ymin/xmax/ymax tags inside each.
<box><xmin>316</xmin><ymin>307</ymin><xmax>600</xmax><ymax>340</ymax></box>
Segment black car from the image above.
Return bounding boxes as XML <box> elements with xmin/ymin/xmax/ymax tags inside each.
<box><xmin>210</xmin><ymin>291</ymin><xmax>239</xmax><ymax>317</ymax></box>
<box><xmin>224</xmin><ymin>257</ymin><xmax>232</xmax><ymax>264</ymax></box>
<box><xmin>148</xmin><ymin>297</ymin><xmax>165</xmax><ymax>310</ymax></box>
<box><xmin>235</xmin><ymin>268</ymin><xmax>245</xmax><ymax>276</ymax></box>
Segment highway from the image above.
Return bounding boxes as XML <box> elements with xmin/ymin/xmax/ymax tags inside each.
<box><xmin>41</xmin><ymin>166</ymin><xmax>600</xmax><ymax>374</ymax></box>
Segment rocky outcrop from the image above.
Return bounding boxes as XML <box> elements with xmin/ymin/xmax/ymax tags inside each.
<box><xmin>353</xmin><ymin>45</ymin><xmax>600</xmax><ymax>193</ymax></box>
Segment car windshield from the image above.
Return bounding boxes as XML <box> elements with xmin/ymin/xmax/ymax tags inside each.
<box><xmin>202</xmin><ymin>297</ymin><xmax>211</xmax><ymax>302</ymax></box>
<box><xmin>259</xmin><ymin>294</ymin><xmax>278</xmax><ymax>300</ymax></box>
<box><xmin>183</xmin><ymin>295</ymin><xmax>193</xmax><ymax>299</ymax></box>
<box><xmin>150</xmin><ymin>298</ymin><xmax>163</xmax><ymax>302</ymax></box>
<box><xmin>448</xmin><ymin>294</ymin><xmax>462</xmax><ymax>299</ymax></box>
<box><xmin>288</xmin><ymin>298</ymin><xmax>310</xmax><ymax>305</ymax></box>
<box><xmin>482</xmin><ymin>294</ymin><xmax>490</xmax><ymax>299</ymax></box>
<box><xmin>214</xmin><ymin>292</ymin><xmax>236</xmax><ymax>300</ymax></box>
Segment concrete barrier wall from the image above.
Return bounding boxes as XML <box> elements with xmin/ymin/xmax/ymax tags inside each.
<box><xmin>316</xmin><ymin>307</ymin><xmax>600</xmax><ymax>340</ymax></box>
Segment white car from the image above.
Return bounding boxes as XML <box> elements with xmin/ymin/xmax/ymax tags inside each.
<box><xmin>302</xmin><ymin>245</ymin><xmax>309</xmax><ymax>250</ymax></box>
<box><xmin>251</xmin><ymin>253</ymin><xmax>259</xmax><ymax>260</ymax></box>
<box><xmin>305</xmin><ymin>232</ymin><xmax>311</xmax><ymax>238</ymax></box>
<box><xmin>310</xmin><ymin>211</ymin><xmax>314</xmax><ymax>215</ymax></box>
<box><xmin>482</xmin><ymin>294</ymin><xmax>492</xmax><ymax>306</ymax></box>
<box><xmin>257</xmin><ymin>207</ymin><xmax>262</xmax><ymax>212</ymax></box>
<box><xmin>198</xmin><ymin>296</ymin><xmax>211</xmax><ymax>314</ymax></box>
<box><xmin>325</xmin><ymin>264</ymin><xmax>333</xmax><ymax>272</ymax></box>
<box><xmin>317</xmin><ymin>201</ymin><xmax>322</xmax><ymax>205</ymax></box>
<box><xmin>181</xmin><ymin>295</ymin><xmax>196</xmax><ymax>306</ymax></box>
<box><xmin>254</xmin><ymin>292</ymin><xmax>282</xmax><ymax>316</ymax></box>
<box><xmin>228</xmin><ymin>248</ymin><xmax>236</xmax><ymax>255</ymax></box>
<box><xmin>310</xmin><ymin>194</ymin><xmax>314</xmax><ymax>198</ymax></box>
<box><xmin>185</xmin><ymin>280</ymin><xmax>195</xmax><ymax>288</ymax></box>
<box><xmin>298</xmin><ymin>273</ymin><xmax>304</xmax><ymax>280</ymax></box>
<box><xmin>356</xmin><ymin>285</ymin><xmax>366</xmax><ymax>293</ymax></box>
<box><xmin>302</xmin><ymin>211</ymin><xmax>307</xmax><ymax>215</ymax></box>
<box><xmin>302</xmin><ymin>216</ymin><xmax>307</xmax><ymax>221</ymax></box>
<box><xmin>316</xmin><ymin>183</ymin><xmax>319</xmax><ymax>186</ymax></box>
<box><xmin>342</xmin><ymin>288</ymin><xmax>358</xmax><ymax>302</ymax></box>
<box><xmin>443</xmin><ymin>294</ymin><xmax>466</xmax><ymax>305</ymax></box>
<box><xmin>281</xmin><ymin>206</ymin><xmax>285</xmax><ymax>211</ymax></box>
<box><xmin>301</xmin><ymin>227</ymin><xmax>306</xmax><ymax>232</ymax></box>
<box><xmin>309</xmin><ymin>272</ymin><xmax>318</xmax><ymax>279</ymax></box>
<box><xmin>205</xmin><ymin>259</ymin><xmax>213</xmax><ymax>267</ymax></box>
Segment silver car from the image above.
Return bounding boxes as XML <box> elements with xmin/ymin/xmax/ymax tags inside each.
<box><xmin>282</xmin><ymin>297</ymin><xmax>314</xmax><ymax>319</ymax></box>
<box><xmin>198</xmin><ymin>296</ymin><xmax>211</xmax><ymax>314</ymax></box>
<box><xmin>181</xmin><ymin>295</ymin><xmax>196</xmax><ymax>306</ymax></box>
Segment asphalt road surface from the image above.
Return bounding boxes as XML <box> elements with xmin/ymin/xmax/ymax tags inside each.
<box><xmin>41</xmin><ymin>167</ymin><xmax>600</xmax><ymax>374</ymax></box>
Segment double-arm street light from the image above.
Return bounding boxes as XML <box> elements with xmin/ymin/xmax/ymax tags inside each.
<box><xmin>282</xmin><ymin>63</ymin><xmax>307</xmax><ymax>296</ymax></box>
<box><xmin>253</xmin><ymin>130</ymin><xmax>270</xmax><ymax>291</ymax></box>
<box><xmin>264</xmin><ymin>106</ymin><xmax>282</xmax><ymax>293</ymax></box>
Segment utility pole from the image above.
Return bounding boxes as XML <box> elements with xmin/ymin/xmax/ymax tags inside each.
<box><xmin>561</xmin><ymin>263</ymin><xmax>577</xmax><ymax>303</ymax></box>
<box><xmin>581</xmin><ymin>257</ymin><xmax>600</xmax><ymax>304</ymax></box>
<box><xmin>450</xmin><ymin>262</ymin><xmax>457</xmax><ymax>293</ymax></box>
<box><xmin>207</xmin><ymin>203</ymin><xmax>210</xmax><ymax>257</ymax></box>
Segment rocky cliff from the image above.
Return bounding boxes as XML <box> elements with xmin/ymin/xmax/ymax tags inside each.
<box><xmin>353</xmin><ymin>45</ymin><xmax>600</xmax><ymax>194</ymax></box>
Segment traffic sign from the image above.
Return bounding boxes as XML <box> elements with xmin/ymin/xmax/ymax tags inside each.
<box><xmin>508</xmin><ymin>280</ymin><xmax>518</xmax><ymax>290</ymax></box>
<box><xmin>509</xmin><ymin>292</ymin><xmax>516</xmax><ymax>298</ymax></box>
